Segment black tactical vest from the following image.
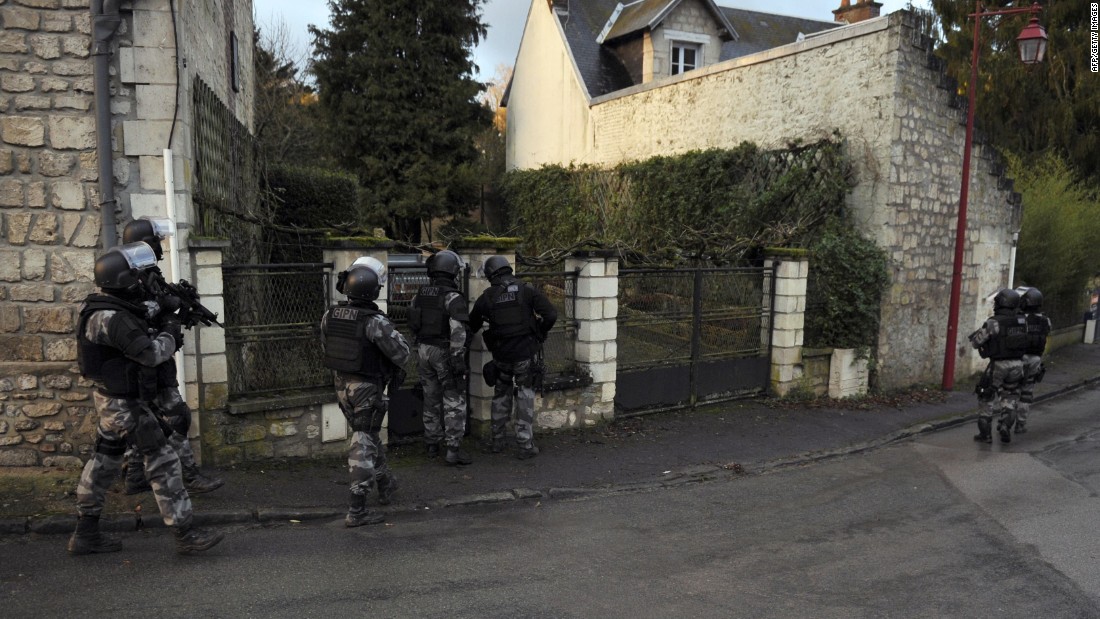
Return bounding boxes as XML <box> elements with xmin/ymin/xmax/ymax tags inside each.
<box><xmin>322</xmin><ymin>303</ymin><xmax>385</xmax><ymax>376</ymax></box>
<box><xmin>984</xmin><ymin>314</ymin><xmax>1028</xmax><ymax>360</ymax></box>
<box><xmin>410</xmin><ymin>283</ymin><xmax>462</xmax><ymax>346</ymax></box>
<box><xmin>1024</xmin><ymin>313</ymin><xmax>1050</xmax><ymax>355</ymax></box>
<box><xmin>76</xmin><ymin>294</ymin><xmax>148</xmax><ymax>396</ymax></box>
<box><xmin>488</xmin><ymin>280</ymin><xmax>535</xmax><ymax>339</ymax></box>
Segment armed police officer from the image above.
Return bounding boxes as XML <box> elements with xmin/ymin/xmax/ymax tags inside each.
<box><xmin>71</xmin><ymin>243</ymin><xmax>224</xmax><ymax>555</ymax></box>
<box><xmin>409</xmin><ymin>250</ymin><xmax>472</xmax><ymax>465</ymax></box>
<box><xmin>117</xmin><ymin>217</ymin><xmax>224</xmax><ymax>495</ymax></box>
<box><xmin>969</xmin><ymin>288</ymin><xmax>1028</xmax><ymax>444</ymax></box>
<box><xmin>1015</xmin><ymin>287</ymin><xmax>1051</xmax><ymax>434</ymax></box>
<box><xmin>469</xmin><ymin>255</ymin><xmax>557</xmax><ymax>459</ymax></box>
<box><xmin>321</xmin><ymin>259</ymin><xmax>410</xmax><ymax>527</ymax></box>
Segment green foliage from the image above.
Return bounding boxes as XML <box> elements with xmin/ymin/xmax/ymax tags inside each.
<box><xmin>497</xmin><ymin>139</ymin><xmax>852</xmax><ymax>260</ymax></box>
<box><xmin>1010</xmin><ymin>152</ymin><xmax>1100</xmax><ymax>325</ymax></box>
<box><xmin>310</xmin><ymin>0</ymin><xmax>492</xmax><ymax>241</ymax></box>
<box><xmin>266</xmin><ymin>165</ymin><xmax>366</xmax><ymax>229</ymax></box>
<box><xmin>929</xmin><ymin>1</ymin><xmax>1099</xmax><ymax>187</ymax></box>
<box><xmin>804</xmin><ymin>227</ymin><xmax>891</xmax><ymax>349</ymax></box>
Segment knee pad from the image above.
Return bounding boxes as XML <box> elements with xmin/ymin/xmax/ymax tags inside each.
<box><xmin>94</xmin><ymin>434</ymin><xmax>127</xmax><ymax>457</ymax></box>
<box><xmin>162</xmin><ymin>401</ymin><xmax>191</xmax><ymax>436</ymax></box>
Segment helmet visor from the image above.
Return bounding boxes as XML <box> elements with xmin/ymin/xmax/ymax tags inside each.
<box><xmin>350</xmin><ymin>256</ymin><xmax>387</xmax><ymax>282</ymax></box>
<box><xmin>140</xmin><ymin>217</ymin><xmax>175</xmax><ymax>239</ymax></box>
<box><xmin>113</xmin><ymin>242</ymin><xmax>157</xmax><ymax>270</ymax></box>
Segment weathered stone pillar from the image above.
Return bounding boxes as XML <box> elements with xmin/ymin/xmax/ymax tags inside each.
<box><xmin>453</xmin><ymin>238</ymin><xmax>520</xmax><ymax>437</ymax></box>
<box><xmin>765</xmin><ymin>249</ymin><xmax>809</xmax><ymax>397</ymax></box>
<box><xmin>321</xmin><ymin>236</ymin><xmax>394</xmax><ymax>312</ymax></box>
<box><xmin>187</xmin><ymin>239</ymin><xmax>229</xmax><ymax>462</ymax></box>
<box><xmin>566</xmin><ymin>250</ymin><xmax>618</xmax><ymax>423</ymax></box>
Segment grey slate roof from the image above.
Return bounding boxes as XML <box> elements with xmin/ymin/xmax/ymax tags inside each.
<box><xmin>556</xmin><ymin>0</ymin><xmax>839</xmax><ymax>99</ymax></box>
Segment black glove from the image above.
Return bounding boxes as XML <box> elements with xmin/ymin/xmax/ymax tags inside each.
<box><xmin>161</xmin><ymin>317</ymin><xmax>184</xmax><ymax>351</ymax></box>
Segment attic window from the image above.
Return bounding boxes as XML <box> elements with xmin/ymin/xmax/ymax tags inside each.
<box><xmin>670</xmin><ymin>41</ymin><xmax>701</xmax><ymax>75</ymax></box>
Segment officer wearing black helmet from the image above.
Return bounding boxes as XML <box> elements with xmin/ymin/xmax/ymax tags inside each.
<box><xmin>117</xmin><ymin>217</ymin><xmax>224</xmax><ymax>495</ymax></box>
<box><xmin>469</xmin><ymin>255</ymin><xmax>557</xmax><ymax>459</ymax></box>
<box><xmin>70</xmin><ymin>243</ymin><xmax>224</xmax><ymax>555</ymax></box>
<box><xmin>321</xmin><ymin>260</ymin><xmax>410</xmax><ymax>526</ymax></box>
<box><xmin>409</xmin><ymin>250</ymin><xmax>472</xmax><ymax>465</ymax></box>
<box><xmin>968</xmin><ymin>288</ymin><xmax>1027</xmax><ymax>444</ymax></box>
<box><xmin>1015</xmin><ymin>287</ymin><xmax>1051</xmax><ymax>434</ymax></box>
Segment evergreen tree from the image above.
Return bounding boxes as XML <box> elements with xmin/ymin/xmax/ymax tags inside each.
<box><xmin>310</xmin><ymin>0</ymin><xmax>491</xmax><ymax>242</ymax></box>
<box><xmin>929</xmin><ymin>0</ymin><xmax>1099</xmax><ymax>188</ymax></box>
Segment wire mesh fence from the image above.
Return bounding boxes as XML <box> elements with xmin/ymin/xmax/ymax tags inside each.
<box><xmin>222</xmin><ymin>263</ymin><xmax>331</xmax><ymax>396</ymax></box>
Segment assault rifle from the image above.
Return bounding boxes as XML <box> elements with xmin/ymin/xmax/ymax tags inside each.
<box><xmin>149</xmin><ymin>272</ymin><xmax>223</xmax><ymax>329</ymax></box>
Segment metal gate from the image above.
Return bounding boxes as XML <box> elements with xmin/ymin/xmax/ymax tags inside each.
<box><xmin>222</xmin><ymin>263</ymin><xmax>332</xmax><ymax>397</ymax></box>
<box><xmin>615</xmin><ymin>266</ymin><xmax>775</xmax><ymax>413</ymax></box>
<box><xmin>384</xmin><ymin>260</ymin><xmax>470</xmax><ymax>437</ymax></box>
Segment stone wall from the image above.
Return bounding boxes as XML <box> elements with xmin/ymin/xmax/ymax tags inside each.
<box><xmin>0</xmin><ymin>0</ymin><xmax>253</xmax><ymax>466</ymax></box>
<box><xmin>523</xmin><ymin>11</ymin><xmax>1019</xmax><ymax>388</ymax></box>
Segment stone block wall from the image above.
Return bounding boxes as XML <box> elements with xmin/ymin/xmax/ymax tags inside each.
<box><xmin>0</xmin><ymin>0</ymin><xmax>254</xmax><ymax>466</ymax></box>
<box><xmin>765</xmin><ymin>252</ymin><xmax>809</xmax><ymax>397</ymax></box>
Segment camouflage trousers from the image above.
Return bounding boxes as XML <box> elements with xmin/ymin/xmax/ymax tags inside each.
<box><xmin>1018</xmin><ymin>354</ymin><xmax>1043</xmax><ymax>429</ymax></box>
<box><xmin>334</xmin><ymin>375</ymin><xmax>390</xmax><ymax>497</ymax></box>
<box><xmin>124</xmin><ymin>387</ymin><xmax>198</xmax><ymax>473</ymax></box>
<box><xmin>491</xmin><ymin>358</ymin><xmax>536</xmax><ymax>446</ymax></box>
<box><xmin>417</xmin><ymin>344</ymin><xmax>466</xmax><ymax>448</ymax></box>
<box><xmin>77</xmin><ymin>391</ymin><xmax>192</xmax><ymax>527</ymax></box>
<box><xmin>978</xmin><ymin>359</ymin><xmax>1024</xmax><ymax>430</ymax></box>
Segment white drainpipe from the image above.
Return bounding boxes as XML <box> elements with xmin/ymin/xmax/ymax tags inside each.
<box><xmin>164</xmin><ymin>148</ymin><xmax>186</xmax><ymax>391</ymax></box>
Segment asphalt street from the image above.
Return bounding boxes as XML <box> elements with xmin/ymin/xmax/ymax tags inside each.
<box><xmin>2</xmin><ymin>386</ymin><xmax>1098</xmax><ymax>618</ymax></box>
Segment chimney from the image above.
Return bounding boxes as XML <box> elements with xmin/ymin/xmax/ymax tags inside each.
<box><xmin>832</xmin><ymin>0</ymin><xmax>883</xmax><ymax>24</ymax></box>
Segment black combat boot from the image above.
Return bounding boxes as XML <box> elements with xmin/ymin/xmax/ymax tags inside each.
<box><xmin>376</xmin><ymin>473</ymin><xmax>398</xmax><ymax>506</ymax></box>
<box><xmin>345</xmin><ymin>490</ymin><xmax>385</xmax><ymax>527</ymax></box>
<box><xmin>445</xmin><ymin>446</ymin><xmax>472</xmax><ymax>466</ymax></box>
<box><xmin>998</xmin><ymin>422</ymin><xmax>1012</xmax><ymax>444</ymax></box>
<box><xmin>67</xmin><ymin>515</ymin><xmax>122</xmax><ymax>555</ymax></box>
<box><xmin>425</xmin><ymin>443</ymin><xmax>440</xmax><ymax>458</ymax></box>
<box><xmin>517</xmin><ymin>443</ymin><xmax>540</xmax><ymax>460</ymax></box>
<box><xmin>489</xmin><ymin>437</ymin><xmax>505</xmax><ymax>454</ymax></box>
<box><xmin>123</xmin><ymin>459</ymin><xmax>152</xmax><ymax>495</ymax></box>
<box><xmin>173</xmin><ymin>522</ymin><xmax>225</xmax><ymax>554</ymax></box>
<box><xmin>1015</xmin><ymin>420</ymin><xmax>1028</xmax><ymax>434</ymax></box>
<box><xmin>973</xmin><ymin>418</ymin><xmax>992</xmax><ymax>444</ymax></box>
<box><xmin>182</xmin><ymin>464</ymin><xmax>225</xmax><ymax>494</ymax></box>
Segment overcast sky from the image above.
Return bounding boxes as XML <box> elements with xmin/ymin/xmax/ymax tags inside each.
<box><xmin>252</xmin><ymin>0</ymin><xmax>931</xmax><ymax>83</ymax></box>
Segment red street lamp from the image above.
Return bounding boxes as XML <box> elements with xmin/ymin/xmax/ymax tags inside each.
<box><xmin>942</xmin><ymin>2</ymin><xmax>1047</xmax><ymax>391</ymax></box>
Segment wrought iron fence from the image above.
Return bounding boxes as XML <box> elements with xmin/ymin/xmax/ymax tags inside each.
<box><xmin>617</xmin><ymin>267</ymin><xmax>771</xmax><ymax>372</ymax></box>
<box><xmin>516</xmin><ymin>268</ymin><xmax>582</xmax><ymax>387</ymax></box>
<box><xmin>222</xmin><ymin>263</ymin><xmax>331</xmax><ymax>396</ymax></box>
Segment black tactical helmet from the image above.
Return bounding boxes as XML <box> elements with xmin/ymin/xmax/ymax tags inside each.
<box><xmin>483</xmin><ymin>255</ymin><xmax>512</xmax><ymax>280</ymax></box>
<box><xmin>94</xmin><ymin>243</ymin><xmax>157</xmax><ymax>293</ymax></box>
<box><xmin>121</xmin><ymin>217</ymin><xmax>173</xmax><ymax>261</ymax></box>
<box><xmin>343</xmin><ymin>265</ymin><xmax>381</xmax><ymax>301</ymax></box>
<box><xmin>993</xmin><ymin>288</ymin><xmax>1021</xmax><ymax>312</ymax></box>
<box><xmin>427</xmin><ymin>250</ymin><xmax>463</xmax><ymax>278</ymax></box>
<box><xmin>1021</xmin><ymin>287</ymin><xmax>1043</xmax><ymax>312</ymax></box>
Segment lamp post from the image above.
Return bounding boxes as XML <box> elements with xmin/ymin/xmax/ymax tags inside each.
<box><xmin>941</xmin><ymin>2</ymin><xmax>1047</xmax><ymax>390</ymax></box>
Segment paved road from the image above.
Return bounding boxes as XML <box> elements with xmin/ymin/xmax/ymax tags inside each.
<box><xmin>3</xmin><ymin>388</ymin><xmax>1098</xmax><ymax>618</ymax></box>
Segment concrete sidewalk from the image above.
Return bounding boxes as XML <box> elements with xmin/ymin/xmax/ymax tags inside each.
<box><xmin>5</xmin><ymin>342</ymin><xmax>1099</xmax><ymax>537</ymax></box>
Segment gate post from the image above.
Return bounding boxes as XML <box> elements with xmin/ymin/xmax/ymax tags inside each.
<box><xmin>765</xmin><ymin>249</ymin><xmax>809</xmax><ymax>397</ymax></box>
<box><xmin>567</xmin><ymin>250</ymin><xmax>619</xmax><ymax>422</ymax></box>
<box><xmin>321</xmin><ymin>236</ymin><xmax>395</xmax><ymax>312</ymax></box>
<box><xmin>187</xmin><ymin>238</ymin><xmax>231</xmax><ymax>463</ymax></box>
<box><xmin>454</xmin><ymin>238</ymin><xmax>521</xmax><ymax>437</ymax></box>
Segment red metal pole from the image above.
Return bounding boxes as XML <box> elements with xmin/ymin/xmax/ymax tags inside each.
<box><xmin>942</xmin><ymin>1</ymin><xmax>983</xmax><ymax>391</ymax></box>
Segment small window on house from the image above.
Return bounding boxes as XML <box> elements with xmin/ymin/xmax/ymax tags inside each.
<box><xmin>670</xmin><ymin>41</ymin><xmax>701</xmax><ymax>75</ymax></box>
<box><xmin>230</xmin><ymin>31</ymin><xmax>240</xmax><ymax>93</ymax></box>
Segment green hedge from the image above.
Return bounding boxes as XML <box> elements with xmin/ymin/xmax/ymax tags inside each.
<box><xmin>266</xmin><ymin>165</ymin><xmax>364</xmax><ymax>229</ymax></box>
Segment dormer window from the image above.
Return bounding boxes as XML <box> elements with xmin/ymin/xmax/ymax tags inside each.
<box><xmin>670</xmin><ymin>41</ymin><xmax>702</xmax><ymax>75</ymax></box>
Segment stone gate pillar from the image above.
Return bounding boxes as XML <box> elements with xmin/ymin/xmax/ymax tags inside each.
<box><xmin>566</xmin><ymin>250</ymin><xmax>618</xmax><ymax>422</ymax></box>
<box><xmin>764</xmin><ymin>249</ymin><xmax>809</xmax><ymax>397</ymax></box>
<box><xmin>187</xmin><ymin>238</ymin><xmax>230</xmax><ymax>463</ymax></box>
